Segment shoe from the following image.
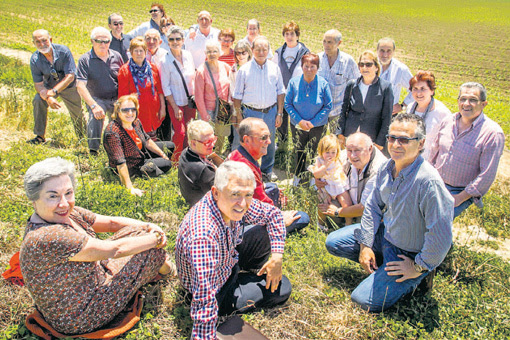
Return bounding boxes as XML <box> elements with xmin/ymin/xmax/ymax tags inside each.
<box><xmin>140</xmin><ymin>161</ymin><xmax>156</xmax><ymax>174</ymax></box>
<box><xmin>292</xmin><ymin>176</ymin><xmax>301</xmax><ymax>187</ymax></box>
<box><xmin>89</xmin><ymin>149</ymin><xmax>98</xmax><ymax>156</ymax></box>
<box><xmin>415</xmin><ymin>268</ymin><xmax>436</xmax><ymax>296</ymax></box>
<box><xmin>27</xmin><ymin>136</ymin><xmax>45</xmax><ymax>144</ymax></box>
<box><xmin>262</xmin><ymin>171</ymin><xmax>278</xmax><ymax>182</ymax></box>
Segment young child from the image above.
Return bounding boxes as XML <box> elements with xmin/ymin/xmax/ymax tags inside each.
<box><xmin>308</xmin><ymin>134</ymin><xmax>353</xmax><ymax>227</ymax></box>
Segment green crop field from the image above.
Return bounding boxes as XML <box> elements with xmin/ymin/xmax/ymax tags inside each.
<box><xmin>1</xmin><ymin>0</ymin><xmax>510</xmax><ymax>339</ymax></box>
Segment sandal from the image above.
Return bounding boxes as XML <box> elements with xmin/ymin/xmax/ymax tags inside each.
<box><xmin>27</xmin><ymin>136</ymin><xmax>45</xmax><ymax>144</ymax></box>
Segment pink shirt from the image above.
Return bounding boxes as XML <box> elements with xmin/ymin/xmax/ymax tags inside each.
<box><xmin>428</xmin><ymin>112</ymin><xmax>505</xmax><ymax>200</ymax></box>
<box><xmin>194</xmin><ymin>61</ymin><xmax>230</xmax><ymax>119</ymax></box>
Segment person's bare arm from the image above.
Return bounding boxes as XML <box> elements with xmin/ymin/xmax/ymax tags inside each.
<box><xmin>276</xmin><ymin>93</ymin><xmax>284</xmax><ymax>127</ymax></box>
<box><xmin>77</xmin><ymin>80</ymin><xmax>105</xmax><ymax>119</ymax></box>
<box><xmin>166</xmin><ymin>95</ymin><xmax>183</xmax><ymax>121</ymax></box>
<box><xmin>146</xmin><ymin>139</ymin><xmax>169</xmax><ymax>160</ymax></box>
<box><xmin>47</xmin><ymin>74</ymin><xmax>75</xmax><ymax>97</ymax></box>
<box><xmin>116</xmin><ymin>163</ymin><xmax>144</xmax><ymax>196</ymax></box>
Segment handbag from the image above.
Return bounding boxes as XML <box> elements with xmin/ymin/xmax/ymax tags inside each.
<box><xmin>205</xmin><ymin>62</ymin><xmax>231</xmax><ymax>124</ymax></box>
<box><xmin>173</xmin><ymin>60</ymin><xmax>196</xmax><ymax>109</ymax></box>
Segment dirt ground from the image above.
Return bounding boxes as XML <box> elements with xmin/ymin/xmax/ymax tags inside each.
<box><xmin>1</xmin><ymin>47</ymin><xmax>509</xmax><ymax>261</ymax></box>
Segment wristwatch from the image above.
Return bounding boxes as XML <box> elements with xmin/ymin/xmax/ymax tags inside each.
<box><xmin>53</xmin><ymin>88</ymin><xmax>58</xmax><ymax>96</ymax></box>
<box><xmin>413</xmin><ymin>261</ymin><xmax>428</xmax><ymax>273</ymax></box>
<box><xmin>277</xmin><ymin>112</ymin><xmax>283</xmax><ymax>117</ymax></box>
<box><xmin>90</xmin><ymin>104</ymin><xmax>97</xmax><ymax>110</ymax></box>
<box><xmin>334</xmin><ymin>208</ymin><xmax>340</xmax><ymax>217</ymax></box>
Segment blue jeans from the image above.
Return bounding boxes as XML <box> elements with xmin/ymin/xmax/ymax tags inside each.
<box><xmin>87</xmin><ymin>97</ymin><xmax>115</xmax><ymax>151</ymax></box>
<box><xmin>325</xmin><ymin>223</ymin><xmax>428</xmax><ymax>312</ymax></box>
<box><xmin>445</xmin><ymin>184</ymin><xmax>474</xmax><ymax>219</ymax></box>
<box><xmin>242</xmin><ymin>105</ymin><xmax>277</xmax><ymax>174</ymax></box>
<box><xmin>264</xmin><ymin>182</ymin><xmax>309</xmax><ymax>233</ymax></box>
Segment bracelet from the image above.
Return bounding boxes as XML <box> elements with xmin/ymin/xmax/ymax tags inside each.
<box><xmin>277</xmin><ymin>113</ymin><xmax>283</xmax><ymax>117</ymax></box>
<box><xmin>153</xmin><ymin>230</ymin><xmax>165</xmax><ymax>248</ymax></box>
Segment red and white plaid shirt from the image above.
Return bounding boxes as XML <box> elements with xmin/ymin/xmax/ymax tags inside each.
<box><xmin>429</xmin><ymin>112</ymin><xmax>505</xmax><ymax>201</ymax></box>
<box><xmin>175</xmin><ymin>192</ymin><xmax>285</xmax><ymax>340</ymax></box>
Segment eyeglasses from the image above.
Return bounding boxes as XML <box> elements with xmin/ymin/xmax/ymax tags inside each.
<box><xmin>221</xmin><ymin>38</ymin><xmax>233</xmax><ymax>43</ymax></box>
<box><xmin>50</xmin><ymin>68</ymin><xmax>58</xmax><ymax>80</ymax></box>
<box><xmin>93</xmin><ymin>39</ymin><xmax>111</xmax><ymax>44</ymax></box>
<box><xmin>359</xmin><ymin>62</ymin><xmax>374</xmax><ymax>68</ymax></box>
<box><xmin>250</xmin><ymin>134</ymin><xmax>270</xmax><ymax>141</ymax></box>
<box><xmin>458</xmin><ymin>97</ymin><xmax>480</xmax><ymax>104</ymax></box>
<box><xmin>112</xmin><ymin>21</ymin><xmax>124</xmax><ymax>26</ymax></box>
<box><xmin>149</xmin><ymin>9</ymin><xmax>160</xmax><ymax>13</ymax></box>
<box><xmin>195</xmin><ymin>136</ymin><xmax>217</xmax><ymax>147</ymax></box>
<box><xmin>161</xmin><ymin>24</ymin><xmax>172</xmax><ymax>28</ymax></box>
<box><xmin>168</xmin><ymin>37</ymin><xmax>182</xmax><ymax>42</ymax></box>
<box><xmin>235</xmin><ymin>51</ymin><xmax>248</xmax><ymax>55</ymax></box>
<box><xmin>120</xmin><ymin>107</ymin><xmax>137</xmax><ymax>113</ymax></box>
<box><xmin>386</xmin><ymin>134</ymin><xmax>419</xmax><ymax>145</ymax></box>
<box><xmin>206</xmin><ymin>50</ymin><xmax>219</xmax><ymax>54</ymax></box>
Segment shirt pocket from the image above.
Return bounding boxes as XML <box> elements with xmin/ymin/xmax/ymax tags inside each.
<box><xmin>334</xmin><ymin>73</ymin><xmax>347</xmax><ymax>86</ymax></box>
<box><xmin>451</xmin><ymin>141</ymin><xmax>480</xmax><ymax>166</ymax></box>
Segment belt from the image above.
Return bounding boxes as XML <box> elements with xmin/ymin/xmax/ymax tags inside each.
<box><xmin>242</xmin><ymin>103</ymin><xmax>276</xmax><ymax>114</ymax></box>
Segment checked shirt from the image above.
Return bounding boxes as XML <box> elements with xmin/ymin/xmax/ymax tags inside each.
<box><xmin>175</xmin><ymin>192</ymin><xmax>285</xmax><ymax>340</ymax></box>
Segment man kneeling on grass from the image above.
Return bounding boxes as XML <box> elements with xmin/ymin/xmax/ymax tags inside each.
<box><xmin>175</xmin><ymin>161</ymin><xmax>291</xmax><ymax>339</ymax></box>
<box><xmin>325</xmin><ymin>113</ymin><xmax>453</xmax><ymax>312</ymax></box>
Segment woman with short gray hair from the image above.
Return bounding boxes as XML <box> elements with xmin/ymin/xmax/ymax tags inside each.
<box><xmin>20</xmin><ymin>157</ymin><xmax>175</xmax><ymax>335</ymax></box>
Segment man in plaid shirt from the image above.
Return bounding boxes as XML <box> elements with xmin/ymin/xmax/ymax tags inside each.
<box><xmin>175</xmin><ymin>161</ymin><xmax>291</xmax><ymax>339</ymax></box>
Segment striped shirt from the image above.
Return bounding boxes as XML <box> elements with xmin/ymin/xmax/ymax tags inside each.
<box><xmin>318</xmin><ymin>50</ymin><xmax>360</xmax><ymax>117</ymax></box>
<box><xmin>159</xmin><ymin>50</ymin><xmax>195</xmax><ymax>106</ymax></box>
<box><xmin>356</xmin><ymin>156</ymin><xmax>453</xmax><ymax>270</ymax></box>
<box><xmin>175</xmin><ymin>192</ymin><xmax>285</xmax><ymax>340</ymax></box>
<box><xmin>428</xmin><ymin>112</ymin><xmax>505</xmax><ymax>201</ymax></box>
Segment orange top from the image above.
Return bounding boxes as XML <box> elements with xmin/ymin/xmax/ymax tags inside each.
<box><xmin>125</xmin><ymin>128</ymin><xmax>142</xmax><ymax>150</ymax></box>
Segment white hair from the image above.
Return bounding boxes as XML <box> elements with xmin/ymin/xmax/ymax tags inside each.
<box><xmin>205</xmin><ymin>39</ymin><xmax>221</xmax><ymax>52</ymax></box>
<box><xmin>214</xmin><ymin>161</ymin><xmax>256</xmax><ymax>191</ymax></box>
<box><xmin>144</xmin><ymin>28</ymin><xmax>161</xmax><ymax>41</ymax></box>
<box><xmin>90</xmin><ymin>27</ymin><xmax>111</xmax><ymax>40</ymax></box>
<box><xmin>24</xmin><ymin>157</ymin><xmax>76</xmax><ymax>201</ymax></box>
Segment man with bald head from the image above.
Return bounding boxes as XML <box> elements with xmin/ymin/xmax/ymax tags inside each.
<box><xmin>184</xmin><ymin>11</ymin><xmax>220</xmax><ymax>67</ymax></box>
<box><xmin>377</xmin><ymin>37</ymin><xmax>413</xmax><ymax>114</ymax></box>
<box><xmin>318</xmin><ymin>29</ymin><xmax>360</xmax><ymax>130</ymax></box>
<box><xmin>318</xmin><ymin>132</ymin><xmax>386</xmax><ymax>229</ymax></box>
<box><xmin>28</xmin><ymin>29</ymin><xmax>85</xmax><ymax>144</ymax></box>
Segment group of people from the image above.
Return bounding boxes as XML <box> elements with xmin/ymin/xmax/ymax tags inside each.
<box><xmin>22</xmin><ymin>3</ymin><xmax>506</xmax><ymax>340</ymax></box>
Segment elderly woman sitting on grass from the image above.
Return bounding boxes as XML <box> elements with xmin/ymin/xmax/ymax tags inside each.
<box><xmin>19</xmin><ymin>157</ymin><xmax>176</xmax><ymax>336</ymax></box>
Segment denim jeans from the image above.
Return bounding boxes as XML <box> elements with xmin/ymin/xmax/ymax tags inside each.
<box><xmin>325</xmin><ymin>223</ymin><xmax>428</xmax><ymax>312</ymax></box>
<box><xmin>445</xmin><ymin>184</ymin><xmax>474</xmax><ymax>219</ymax></box>
<box><xmin>264</xmin><ymin>182</ymin><xmax>310</xmax><ymax>233</ymax></box>
<box><xmin>242</xmin><ymin>106</ymin><xmax>277</xmax><ymax>174</ymax></box>
<box><xmin>87</xmin><ymin>97</ymin><xmax>115</xmax><ymax>151</ymax></box>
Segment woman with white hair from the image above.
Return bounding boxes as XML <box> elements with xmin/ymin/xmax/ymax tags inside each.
<box><xmin>19</xmin><ymin>157</ymin><xmax>175</xmax><ymax>335</ymax></box>
<box><xmin>194</xmin><ymin>40</ymin><xmax>231</xmax><ymax>154</ymax></box>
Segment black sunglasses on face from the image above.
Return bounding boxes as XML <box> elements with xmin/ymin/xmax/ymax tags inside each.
<box><xmin>93</xmin><ymin>39</ymin><xmax>110</xmax><ymax>44</ymax></box>
<box><xmin>386</xmin><ymin>134</ymin><xmax>419</xmax><ymax>144</ymax></box>
<box><xmin>113</xmin><ymin>21</ymin><xmax>124</xmax><ymax>26</ymax></box>
<box><xmin>149</xmin><ymin>9</ymin><xmax>160</xmax><ymax>13</ymax></box>
<box><xmin>359</xmin><ymin>62</ymin><xmax>374</xmax><ymax>68</ymax></box>
<box><xmin>120</xmin><ymin>107</ymin><xmax>137</xmax><ymax>113</ymax></box>
<box><xmin>168</xmin><ymin>37</ymin><xmax>182</xmax><ymax>42</ymax></box>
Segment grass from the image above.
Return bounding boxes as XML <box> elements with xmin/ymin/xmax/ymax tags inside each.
<box><xmin>0</xmin><ymin>0</ymin><xmax>510</xmax><ymax>338</ymax></box>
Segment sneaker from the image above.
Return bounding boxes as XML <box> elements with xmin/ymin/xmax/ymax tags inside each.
<box><xmin>27</xmin><ymin>136</ymin><xmax>45</xmax><ymax>144</ymax></box>
<box><xmin>89</xmin><ymin>149</ymin><xmax>98</xmax><ymax>156</ymax></box>
<box><xmin>262</xmin><ymin>171</ymin><xmax>278</xmax><ymax>182</ymax></box>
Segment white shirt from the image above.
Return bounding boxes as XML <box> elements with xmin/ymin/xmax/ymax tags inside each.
<box><xmin>160</xmin><ymin>50</ymin><xmax>196</xmax><ymax>106</ymax></box>
<box><xmin>146</xmin><ymin>47</ymin><xmax>168</xmax><ymax>71</ymax></box>
<box><xmin>318</xmin><ymin>50</ymin><xmax>360</xmax><ymax>117</ymax></box>
<box><xmin>406</xmin><ymin>98</ymin><xmax>452</xmax><ymax>159</ymax></box>
<box><xmin>184</xmin><ymin>27</ymin><xmax>220</xmax><ymax>68</ymax></box>
<box><xmin>359</xmin><ymin>81</ymin><xmax>370</xmax><ymax>103</ymax></box>
<box><xmin>240</xmin><ymin>36</ymin><xmax>274</xmax><ymax>59</ymax></box>
<box><xmin>379</xmin><ymin>57</ymin><xmax>413</xmax><ymax>105</ymax></box>
<box><xmin>233</xmin><ymin>59</ymin><xmax>285</xmax><ymax>109</ymax></box>
<box><xmin>272</xmin><ymin>45</ymin><xmax>303</xmax><ymax>79</ymax></box>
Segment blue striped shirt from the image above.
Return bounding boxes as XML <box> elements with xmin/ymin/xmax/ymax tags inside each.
<box><xmin>356</xmin><ymin>155</ymin><xmax>453</xmax><ymax>270</ymax></box>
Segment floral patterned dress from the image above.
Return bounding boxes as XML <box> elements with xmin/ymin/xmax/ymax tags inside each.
<box><xmin>19</xmin><ymin>206</ymin><xmax>166</xmax><ymax>335</ymax></box>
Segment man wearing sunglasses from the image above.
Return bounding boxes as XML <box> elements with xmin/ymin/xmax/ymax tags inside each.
<box><xmin>28</xmin><ymin>29</ymin><xmax>86</xmax><ymax>145</ymax></box>
<box><xmin>326</xmin><ymin>113</ymin><xmax>453</xmax><ymax>312</ymax></box>
<box><xmin>429</xmin><ymin>82</ymin><xmax>505</xmax><ymax>218</ymax></box>
<box><xmin>228</xmin><ymin>118</ymin><xmax>310</xmax><ymax>233</ymax></box>
<box><xmin>76</xmin><ymin>27</ymin><xmax>124</xmax><ymax>155</ymax></box>
<box><xmin>108</xmin><ymin>13</ymin><xmax>128</xmax><ymax>63</ymax></box>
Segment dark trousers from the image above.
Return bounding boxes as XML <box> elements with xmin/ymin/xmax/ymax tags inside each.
<box><xmin>276</xmin><ymin>108</ymin><xmax>290</xmax><ymax>145</ymax></box>
<box><xmin>214</xmin><ymin>224</ymin><xmax>292</xmax><ymax>315</ymax></box>
<box><xmin>132</xmin><ymin>141</ymin><xmax>175</xmax><ymax>177</ymax></box>
<box><xmin>290</xmin><ymin>124</ymin><xmax>326</xmax><ymax>176</ymax></box>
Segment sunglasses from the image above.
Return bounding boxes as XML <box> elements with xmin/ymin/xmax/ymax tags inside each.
<box><xmin>149</xmin><ymin>9</ymin><xmax>160</xmax><ymax>13</ymax></box>
<box><xmin>93</xmin><ymin>39</ymin><xmax>111</xmax><ymax>44</ymax></box>
<box><xmin>235</xmin><ymin>51</ymin><xmax>248</xmax><ymax>55</ymax></box>
<box><xmin>221</xmin><ymin>38</ymin><xmax>233</xmax><ymax>43</ymax></box>
<box><xmin>50</xmin><ymin>68</ymin><xmax>58</xmax><ymax>80</ymax></box>
<box><xmin>359</xmin><ymin>62</ymin><xmax>374</xmax><ymax>68</ymax></box>
<box><xmin>120</xmin><ymin>107</ymin><xmax>137</xmax><ymax>113</ymax></box>
<box><xmin>161</xmin><ymin>24</ymin><xmax>172</xmax><ymax>28</ymax></box>
<box><xmin>386</xmin><ymin>134</ymin><xmax>419</xmax><ymax>145</ymax></box>
<box><xmin>195</xmin><ymin>136</ymin><xmax>217</xmax><ymax>147</ymax></box>
<box><xmin>250</xmin><ymin>134</ymin><xmax>270</xmax><ymax>141</ymax></box>
<box><xmin>113</xmin><ymin>21</ymin><xmax>124</xmax><ymax>26</ymax></box>
<box><xmin>168</xmin><ymin>37</ymin><xmax>182</xmax><ymax>42</ymax></box>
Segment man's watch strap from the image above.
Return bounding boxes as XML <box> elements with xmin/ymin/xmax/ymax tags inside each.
<box><xmin>90</xmin><ymin>104</ymin><xmax>97</xmax><ymax>110</ymax></box>
<box><xmin>413</xmin><ymin>261</ymin><xmax>428</xmax><ymax>273</ymax></box>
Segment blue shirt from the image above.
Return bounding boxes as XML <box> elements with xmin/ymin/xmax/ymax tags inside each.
<box><xmin>284</xmin><ymin>75</ymin><xmax>332</xmax><ymax>127</ymax></box>
<box><xmin>356</xmin><ymin>155</ymin><xmax>453</xmax><ymax>270</ymax></box>
<box><xmin>30</xmin><ymin>44</ymin><xmax>76</xmax><ymax>89</ymax></box>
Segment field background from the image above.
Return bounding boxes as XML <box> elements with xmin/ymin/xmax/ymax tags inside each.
<box><xmin>0</xmin><ymin>0</ymin><xmax>510</xmax><ymax>339</ymax></box>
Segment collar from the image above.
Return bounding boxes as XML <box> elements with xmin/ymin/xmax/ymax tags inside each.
<box><xmin>237</xmin><ymin>145</ymin><xmax>260</xmax><ymax>169</ymax></box>
<box><xmin>251</xmin><ymin>58</ymin><xmax>267</xmax><ymax>70</ymax></box>
<box><xmin>385</xmin><ymin>154</ymin><xmax>424</xmax><ymax>179</ymax></box>
<box><xmin>90</xmin><ymin>48</ymin><xmax>111</xmax><ymax>60</ymax></box>
<box><xmin>35</xmin><ymin>44</ymin><xmax>57</xmax><ymax>63</ymax></box>
<box><xmin>204</xmin><ymin>191</ymin><xmax>231</xmax><ymax>228</ymax></box>
<box><xmin>110</xmin><ymin>31</ymin><xmax>124</xmax><ymax>41</ymax></box>
<box><xmin>455</xmin><ymin>111</ymin><xmax>485</xmax><ymax>128</ymax></box>
<box><xmin>356</xmin><ymin>75</ymin><xmax>379</xmax><ymax>86</ymax></box>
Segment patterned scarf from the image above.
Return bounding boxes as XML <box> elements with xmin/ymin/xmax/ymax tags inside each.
<box><xmin>129</xmin><ymin>58</ymin><xmax>155</xmax><ymax>96</ymax></box>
